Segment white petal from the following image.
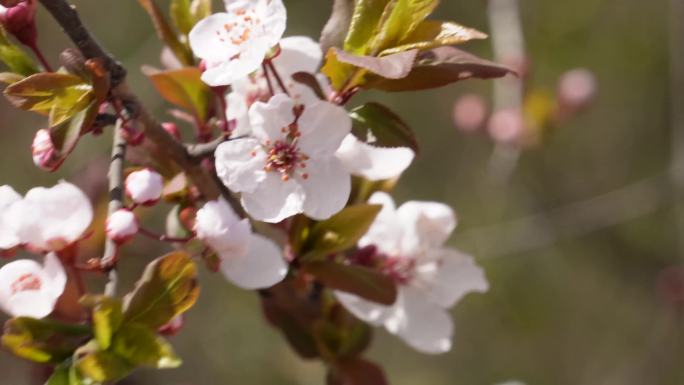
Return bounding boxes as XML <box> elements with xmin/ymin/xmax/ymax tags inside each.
<box><xmin>221</xmin><ymin>233</ymin><xmax>287</xmax><ymax>289</ymax></box>
<box><xmin>195</xmin><ymin>199</ymin><xmax>251</xmax><ymax>257</ymax></box>
<box><xmin>188</xmin><ymin>13</ymin><xmax>240</xmax><ymax>61</ymax></box>
<box><xmin>0</xmin><ymin>259</ymin><xmax>43</xmax><ymax>311</ymax></box>
<box><xmin>275</xmin><ymin>36</ymin><xmax>323</xmax><ymax>77</ymax></box>
<box><xmin>125</xmin><ymin>169</ymin><xmax>164</xmax><ymax>204</ymax></box>
<box><xmin>385</xmin><ymin>286</ymin><xmax>454</xmax><ymax>354</ymax></box>
<box><xmin>240</xmin><ymin>173</ymin><xmax>304</xmax><ymax>222</ymax></box>
<box><xmin>358</xmin><ymin>192</ymin><xmax>404</xmax><ymax>255</ymax></box>
<box><xmin>336</xmin><ymin>135</ymin><xmax>415</xmax><ymax>181</ymax></box>
<box><xmin>226</xmin><ymin>89</ymin><xmax>252</xmax><ymax>136</ymax></box>
<box><xmin>300</xmin><ymin>156</ymin><xmax>350</xmax><ymax>220</ymax></box>
<box><xmin>0</xmin><ymin>185</ymin><xmax>22</xmax><ymax>249</ymax></box>
<box><xmin>5</xmin><ymin>291</ymin><xmax>57</xmax><ymax>318</ymax></box>
<box><xmin>397</xmin><ymin>200</ymin><xmax>456</xmax><ymax>254</ymax></box>
<box><xmin>17</xmin><ymin>182</ymin><xmax>93</xmax><ymax>251</ymax></box>
<box><xmin>419</xmin><ymin>248</ymin><xmax>489</xmax><ymax>308</ymax></box>
<box><xmin>249</xmin><ymin>94</ymin><xmax>295</xmax><ymax>142</ymax></box>
<box><xmin>215</xmin><ymin>138</ymin><xmax>266</xmax><ymax>193</ymax></box>
<box><xmin>42</xmin><ymin>253</ymin><xmax>67</xmax><ymax>296</ymax></box>
<box><xmin>0</xmin><ymin>185</ymin><xmax>21</xmax><ymax>209</ymax></box>
<box><xmin>297</xmin><ymin>100</ymin><xmax>351</xmax><ymax>157</ymax></box>
<box><xmin>201</xmin><ymin>40</ymin><xmax>269</xmax><ymax>87</ymax></box>
<box><xmin>334</xmin><ymin>291</ymin><xmax>395</xmax><ymax>326</ymax></box>
<box><xmin>255</xmin><ymin>0</ymin><xmax>287</xmax><ymax>46</ymax></box>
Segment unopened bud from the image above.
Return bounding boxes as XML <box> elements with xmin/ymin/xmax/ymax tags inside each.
<box><xmin>453</xmin><ymin>94</ymin><xmax>488</xmax><ymax>133</ymax></box>
<box><xmin>106</xmin><ymin>209</ymin><xmax>139</xmax><ymax>243</ymax></box>
<box><xmin>125</xmin><ymin>169</ymin><xmax>164</xmax><ymax>206</ymax></box>
<box><xmin>32</xmin><ymin>129</ymin><xmax>64</xmax><ymax>171</ymax></box>
<box><xmin>162</xmin><ymin>122</ymin><xmax>181</xmax><ymax>141</ymax></box>
<box><xmin>158</xmin><ymin>315</ymin><xmax>184</xmax><ymax>336</ymax></box>
<box><xmin>0</xmin><ymin>0</ymin><xmax>36</xmax><ymax>47</ymax></box>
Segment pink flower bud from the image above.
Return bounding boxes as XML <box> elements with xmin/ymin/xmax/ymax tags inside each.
<box><xmin>487</xmin><ymin>108</ymin><xmax>525</xmax><ymax>144</ymax></box>
<box><xmin>0</xmin><ymin>0</ymin><xmax>36</xmax><ymax>47</ymax></box>
<box><xmin>162</xmin><ymin>122</ymin><xmax>181</xmax><ymax>141</ymax></box>
<box><xmin>106</xmin><ymin>209</ymin><xmax>139</xmax><ymax>243</ymax></box>
<box><xmin>158</xmin><ymin>315</ymin><xmax>184</xmax><ymax>336</ymax></box>
<box><xmin>557</xmin><ymin>68</ymin><xmax>596</xmax><ymax>111</ymax></box>
<box><xmin>125</xmin><ymin>169</ymin><xmax>164</xmax><ymax>205</ymax></box>
<box><xmin>453</xmin><ymin>94</ymin><xmax>488</xmax><ymax>133</ymax></box>
<box><xmin>32</xmin><ymin>129</ymin><xmax>64</xmax><ymax>172</ymax></box>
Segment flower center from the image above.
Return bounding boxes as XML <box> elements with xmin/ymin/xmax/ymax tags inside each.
<box><xmin>214</xmin><ymin>8</ymin><xmax>262</xmax><ymax>48</ymax></box>
<box><xmin>263</xmin><ymin>138</ymin><xmax>309</xmax><ymax>181</ymax></box>
<box><xmin>11</xmin><ymin>273</ymin><xmax>42</xmax><ymax>294</ymax></box>
<box><xmin>382</xmin><ymin>257</ymin><xmax>415</xmax><ymax>285</ymax></box>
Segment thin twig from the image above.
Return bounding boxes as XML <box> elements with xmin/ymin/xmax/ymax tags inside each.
<box><xmin>266</xmin><ymin>60</ymin><xmax>291</xmax><ymax>96</ymax></box>
<box><xmin>186</xmin><ymin>133</ymin><xmax>231</xmax><ymax>159</ymax></box>
<box><xmin>102</xmin><ymin>120</ymin><xmax>126</xmax><ymax>297</ymax></box>
<box><xmin>138</xmin><ymin>227</ymin><xmax>194</xmax><ymax>243</ymax></box>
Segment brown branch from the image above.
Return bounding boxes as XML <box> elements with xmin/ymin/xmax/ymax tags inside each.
<box><xmin>102</xmin><ymin>120</ymin><xmax>126</xmax><ymax>297</ymax></box>
<box><xmin>38</xmin><ymin>0</ymin><xmax>221</xmax><ymax>202</ymax></box>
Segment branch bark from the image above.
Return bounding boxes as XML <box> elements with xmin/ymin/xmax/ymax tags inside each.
<box><xmin>102</xmin><ymin>120</ymin><xmax>126</xmax><ymax>297</ymax></box>
<box><xmin>38</xmin><ymin>0</ymin><xmax>221</xmax><ymax>201</ymax></box>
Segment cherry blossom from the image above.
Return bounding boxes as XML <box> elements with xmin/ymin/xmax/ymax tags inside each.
<box><xmin>106</xmin><ymin>209</ymin><xmax>139</xmax><ymax>243</ymax></box>
<box><xmin>125</xmin><ymin>169</ymin><xmax>164</xmax><ymax>205</ymax></box>
<box><xmin>0</xmin><ymin>253</ymin><xmax>66</xmax><ymax>318</ymax></box>
<box><xmin>335</xmin><ymin>135</ymin><xmax>415</xmax><ymax>181</ymax></box>
<box><xmin>188</xmin><ymin>0</ymin><xmax>287</xmax><ymax>86</ymax></box>
<box><xmin>195</xmin><ymin>199</ymin><xmax>287</xmax><ymax>289</ymax></box>
<box><xmin>7</xmin><ymin>181</ymin><xmax>93</xmax><ymax>252</ymax></box>
<box><xmin>215</xmin><ymin>94</ymin><xmax>352</xmax><ymax>222</ymax></box>
<box><xmin>335</xmin><ymin>192</ymin><xmax>489</xmax><ymax>354</ymax></box>
<box><xmin>0</xmin><ymin>185</ymin><xmax>22</xmax><ymax>250</ymax></box>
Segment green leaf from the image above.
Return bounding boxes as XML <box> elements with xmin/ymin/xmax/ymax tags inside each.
<box><xmin>370</xmin><ymin>0</ymin><xmax>440</xmax><ymax>52</ymax></box>
<box><xmin>303</xmin><ymin>261</ymin><xmax>397</xmax><ymax>305</ymax></box>
<box><xmin>365</xmin><ymin>46</ymin><xmax>514</xmax><ymax>92</ymax></box>
<box><xmin>137</xmin><ymin>0</ymin><xmax>193</xmax><ymax>66</ymax></box>
<box><xmin>350</xmin><ymin>102</ymin><xmax>419</xmax><ymax>153</ymax></box>
<box><xmin>123</xmin><ymin>251</ymin><xmax>200</xmax><ymax>329</ymax></box>
<box><xmin>0</xmin><ymin>25</ymin><xmax>37</xmax><ymax>76</ymax></box>
<box><xmin>302</xmin><ymin>204</ymin><xmax>382</xmax><ymax>261</ymax></box>
<box><xmin>2</xmin><ymin>317</ymin><xmax>91</xmax><ymax>364</ymax></box>
<box><xmin>322</xmin><ymin>48</ymin><xmax>417</xmax><ymax>91</ymax></box>
<box><xmin>50</xmin><ymin>99</ymin><xmax>99</xmax><ymax>158</ymax></box>
<box><xmin>190</xmin><ymin>0</ymin><xmax>211</xmax><ymax>21</ymax></box>
<box><xmin>81</xmin><ymin>296</ymin><xmax>124</xmax><ymax>350</ymax></box>
<box><xmin>343</xmin><ymin>0</ymin><xmax>391</xmax><ymax>55</ymax></box>
<box><xmin>314</xmin><ymin>305</ymin><xmax>372</xmax><ymax>360</ymax></box>
<box><xmin>45</xmin><ymin>362</ymin><xmax>71</xmax><ymax>385</ymax></box>
<box><xmin>380</xmin><ymin>20</ymin><xmax>487</xmax><ymax>56</ymax></box>
<box><xmin>4</xmin><ymin>72</ymin><xmax>89</xmax><ymax>116</ymax></box>
<box><xmin>143</xmin><ymin>66</ymin><xmax>213</xmax><ymax>123</ymax></box>
<box><xmin>170</xmin><ymin>0</ymin><xmax>194</xmax><ymax>36</ymax></box>
<box><xmin>111</xmin><ymin>324</ymin><xmax>181</xmax><ymax>369</ymax></box>
<box><xmin>76</xmin><ymin>351</ymin><xmax>133</xmax><ymax>383</ymax></box>
<box><xmin>0</xmin><ymin>72</ymin><xmax>24</xmax><ymax>84</ymax></box>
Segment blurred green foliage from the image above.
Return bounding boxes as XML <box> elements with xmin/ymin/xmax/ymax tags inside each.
<box><xmin>0</xmin><ymin>0</ymin><xmax>681</xmax><ymax>384</ymax></box>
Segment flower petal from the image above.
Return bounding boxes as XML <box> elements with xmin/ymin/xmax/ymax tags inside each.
<box><xmin>359</xmin><ymin>192</ymin><xmax>404</xmax><ymax>255</ymax></box>
<box><xmin>195</xmin><ymin>200</ymin><xmax>251</xmax><ymax>256</ymax></box>
<box><xmin>300</xmin><ymin>156</ymin><xmax>350</xmax><ymax>220</ymax></box>
<box><xmin>419</xmin><ymin>248</ymin><xmax>489</xmax><ymax>308</ymax></box>
<box><xmin>385</xmin><ymin>286</ymin><xmax>454</xmax><ymax>354</ymax></box>
<box><xmin>336</xmin><ymin>135</ymin><xmax>415</xmax><ymax>181</ymax></box>
<box><xmin>5</xmin><ymin>290</ymin><xmax>57</xmax><ymax>318</ymax></box>
<box><xmin>215</xmin><ymin>138</ymin><xmax>267</xmax><ymax>193</ymax></box>
<box><xmin>397</xmin><ymin>200</ymin><xmax>456</xmax><ymax>254</ymax></box>
<box><xmin>0</xmin><ymin>185</ymin><xmax>22</xmax><ymax>249</ymax></box>
<box><xmin>221</xmin><ymin>233</ymin><xmax>287</xmax><ymax>289</ymax></box>
<box><xmin>249</xmin><ymin>94</ymin><xmax>295</xmax><ymax>142</ymax></box>
<box><xmin>43</xmin><ymin>253</ymin><xmax>67</xmax><ymax>296</ymax></box>
<box><xmin>334</xmin><ymin>290</ymin><xmax>396</xmax><ymax>326</ymax></box>
<box><xmin>201</xmin><ymin>40</ymin><xmax>269</xmax><ymax>86</ymax></box>
<box><xmin>188</xmin><ymin>13</ymin><xmax>240</xmax><ymax>61</ymax></box>
<box><xmin>241</xmin><ymin>173</ymin><xmax>305</xmax><ymax>222</ymax></box>
<box><xmin>276</xmin><ymin>36</ymin><xmax>323</xmax><ymax>77</ymax></box>
<box><xmin>297</xmin><ymin>100</ymin><xmax>351</xmax><ymax>157</ymax></box>
<box><xmin>0</xmin><ymin>259</ymin><xmax>43</xmax><ymax>312</ymax></box>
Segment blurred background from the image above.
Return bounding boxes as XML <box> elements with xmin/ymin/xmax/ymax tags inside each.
<box><xmin>1</xmin><ymin>0</ymin><xmax>683</xmax><ymax>384</ymax></box>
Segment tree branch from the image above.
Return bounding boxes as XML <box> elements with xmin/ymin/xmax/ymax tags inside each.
<box><xmin>38</xmin><ymin>0</ymin><xmax>222</xmax><ymax>201</ymax></box>
<box><xmin>102</xmin><ymin>120</ymin><xmax>126</xmax><ymax>297</ymax></box>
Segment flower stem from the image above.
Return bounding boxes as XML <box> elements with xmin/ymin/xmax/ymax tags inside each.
<box><xmin>139</xmin><ymin>227</ymin><xmax>194</xmax><ymax>244</ymax></box>
<box><xmin>263</xmin><ymin>62</ymin><xmax>276</xmax><ymax>97</ymax></box>
<box><xmin>266</xmin><ymin>60</ymin><xmax>291</xmax><ymax>96</ymax></box>
<box><xmin>29</xmin><ymin>43</ymin><xmax>54</xmax><ymax>72</ymax></box>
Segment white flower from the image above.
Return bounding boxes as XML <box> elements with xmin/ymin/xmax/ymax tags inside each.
<box><xmin>0</xmin><ymin>253</ymin><xmax>66</xmax><ymax>318</ymax></box>
<box><xmin>216</xmin><ymin>94</ymin><xmax>352</xmax><ymax>222</ymax></box>
<box><xmin>189</xmin><ymin>0</ymin><xmax>287</xmax><ymax>86</ymax></box>
<box><xmin>226</xmin><ymin>36</ymin><xmax>414</xmax><ymax>180</ymax></box>
<box><xmin>335</xmin><ymin>192</ymin><xmax>488</xmax><ymax>354</ymax></box>
<box><xmin>31</xmin><ymin>129</ymin><xmax>62</xmax><ymax>171</ymax></box>
<box><xmin>106</xmin><ymin>209</ymin><xmax>139</xmax><ymax>243</ymax></box>
<box><xmin>125</xmin><ymin>169</ymin><xmax>164</xmax><ymax>205</ymax></box>
<box><xmin>7</xmin><ymin>182</ymin><xmax>93</xmax><ymax>252</ymax></box>
<box><xmin>335</xmin><ymin>135</ymin><xmax>415</xmax><ymax>181</ymax></box>
<box><xmin>226</xmin><ymin>36</ymin><xmax>327</xmax><ymax>134</ymax></box>
<box><xmin>195</xmin><ymin>199</ymin><xmax>287</xmax><ymax>289</ymax></box>
<box><xmin>0</xmin><ymin>185</ymin><xmax>22</xmax><ymax>250</ymax></box>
